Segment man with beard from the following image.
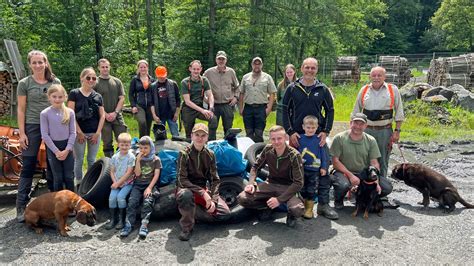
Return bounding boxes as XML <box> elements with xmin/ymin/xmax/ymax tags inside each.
<box><xmin>239</xmin><ymin>57</ymin><xmax>276</xmax><ymax>143</ymax></box>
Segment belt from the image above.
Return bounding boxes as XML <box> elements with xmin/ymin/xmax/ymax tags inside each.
<box><xmin>245</xmin><ymin>103</ymin><xmax>267</xmax><ymax>107</ymax></box>
<box><xmin>366</xmin><ymin>124</ymin><xmax>392</xmax><ymax>130</ymax></box>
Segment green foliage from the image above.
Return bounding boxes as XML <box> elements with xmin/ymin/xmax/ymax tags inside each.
<box><xmin>429</xmin><ymin>0</ymin><xmax>474</xmax><ymax>51</ymax></box>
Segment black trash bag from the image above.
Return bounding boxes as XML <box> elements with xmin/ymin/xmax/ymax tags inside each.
<box><xmin>153</xmin><ymin>123</ymin><xmax>167</xmax><ymax>141</ymax></box>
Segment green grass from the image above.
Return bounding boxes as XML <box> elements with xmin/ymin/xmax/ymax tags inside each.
<box><xmin>332</xmin><ymin>85</ymin><xmax>474</xmax><ymax>143</ymax></box>
<box><xmin>411</xmin><ymin>68</ymin><xmax>424</xmax><ymax>78</ymax></box>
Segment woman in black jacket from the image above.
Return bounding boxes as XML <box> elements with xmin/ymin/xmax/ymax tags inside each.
<box><xmin>129</xmin><ymin>60</ymin><xmax>155</xmax><ymax>137</ymax></box>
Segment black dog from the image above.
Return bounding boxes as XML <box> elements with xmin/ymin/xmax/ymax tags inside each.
<box><xmin>352</xmin><ymin>166</ymin><xmax>383</xmax><ymax>219</ymax></box>
<box><xmin>391</xmin><ymin>163</ymin><xmax>474</xmax><ymax>212</ymax></box>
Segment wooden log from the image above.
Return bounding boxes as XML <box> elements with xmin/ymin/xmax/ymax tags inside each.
<box><xmin>442</xmin><ymin>73</ymin><xmax>470</xmax><ymax>88</ymax></box>
<box><xmin>336</xmin><ymin>56</ymin><xmax>359</xmax><ymax>70</ymax></box>
<box><xmin>444</xmin><ymin>56</ymin><xmax>470</xmax><ymax>73</ymax></box>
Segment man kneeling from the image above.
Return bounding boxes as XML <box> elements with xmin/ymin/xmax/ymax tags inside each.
<box><xmin>176</xmin><ymin>123</ymin><xmax>231</xmax><ymax>241</ymax></box>
<box><xmin>238</xmin><ymin>125</ymin><xmax>304</xmax><ymax>227</ymax></box>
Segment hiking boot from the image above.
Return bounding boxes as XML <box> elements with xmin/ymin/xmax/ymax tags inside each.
<box><xmin>115</xmin><ymin>208</ymin><xmax>126</xmax><ymax>230</ymax></box>
<box><xmin>16</xmin><ymin>207</ymin><xmax>25</xmax><ymax>223</ymax></box>
<box><xmin>257</xmin><ymin>208</ymin><xmax>273</xmax><ymax>221</ymax></box>
<box><xmin>105</xmin><ymin>208</ymin><xmax>118</xmax><ymax>230</ymax></box>
<box><xmin>303</xmin><ymin>200</ymin><xmax>315</xmax><ymax>219</ymax></box>
<box><xmin>138</xmin><ymin>224</ymin><xmax>149</xmax><ymax>239</ymax></box>
<box><xmin>334</xmin><ymin>200</ymin><xmax>344</xmax><ymax>210</ymax></box>
<box><xmin>286</xmin><ymin>214</ymin><xmax>297</xmax><ymax>228</ymax></box>
<box><xmin>381</xmin><ymin>198</ymin><xmax>400</xmax><ymax>209</ymax></box>
<box><xmin>179</xmin><ymin>230</ymin><xmax>193</xmax><ymax>241</ymax></box>
<box><xmin>120</xmin><ymin>221</ymin><xmax>132</xmax><ymax>238</ymax></box>
<box><xmin>317</xmin><ymin>203</ymin><xmax>339</xmax><ymax>220</ymax></box>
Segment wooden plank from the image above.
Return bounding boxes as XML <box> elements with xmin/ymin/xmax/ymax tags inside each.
<box><xmin>3</xmin><ymin>40</ymin><xmax>26</xmax><ymax>80</ymax></box>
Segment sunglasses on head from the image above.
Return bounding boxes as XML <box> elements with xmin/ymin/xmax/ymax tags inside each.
<box><xmin>86</xmin><ymin>76</ymin><xmax>97</xmax><ymax>81</ymax></box>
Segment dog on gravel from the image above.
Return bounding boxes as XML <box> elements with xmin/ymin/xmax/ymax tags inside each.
<box><xmin>24</xmin><ymin>190</ymin><xmax>96</xmax><ymax>236</ymax></box>
<box><xmin>352</xmin><ymin>166</ymin><xmax>384</xmax><ymax>219</ymax></box>
<box><xmin>391</xmin><ymin>163</ymin><xmax>474</xmax><ymax>212</ymax></box>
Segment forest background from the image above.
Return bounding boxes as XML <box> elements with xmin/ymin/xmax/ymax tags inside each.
<box><xmin>1</xmin><ymin>0</ymin><xmax>473</xmax><ymax>90</ymax></box>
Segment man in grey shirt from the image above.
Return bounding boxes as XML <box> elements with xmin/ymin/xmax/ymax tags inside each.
<box><xmin>239</xmin><ymin>57</ymin><xmax>276</xmax><ymax>143</ymax></box>
<box><xmin>204</xmin><ymin>51</ymin><xmax>240</xmax><ymax>140</ymax></box>
<box><xmin>95</xmin><ymin>58</ymin><xmax>127</xmax><ymax>158</ymax></box>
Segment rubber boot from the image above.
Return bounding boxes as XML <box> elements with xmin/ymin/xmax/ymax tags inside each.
<box><xmin>105</xmin><ymin>208</ymin><xmax>118</xmax><ymax>230</ymax></box>
<box><xmin>115</xmin><ymin>208</ymin><xmax>126</xmax><ymax>230</ymax></box>
<box><xmin>303</xmin><ymin>200</ymin><xmax>315</xmax><ymax>219</ymax></box>
<box><xmin>16</xmin><ymin>206</ymin><xmax>26</xmax><ymax>223</ymax></box>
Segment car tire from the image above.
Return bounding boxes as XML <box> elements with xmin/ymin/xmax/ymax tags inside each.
<box><xmin>219</xmin><ymin>176</ymin><xmax>248</xmax><ymax>208</ymax></box>
<box><xmin>77</xmin><ymin>157</ymin><xmax>112</xmax><ymax>208</ymax></box>
<box><xmin>151</xmin><ymin>183</ymin><xmax>180</xmax><ymax>220</ymax></box>
<box><xmin>244</xmin><ymin>143</ymin><xmax>269</xmax><ymax>179</ymax></box>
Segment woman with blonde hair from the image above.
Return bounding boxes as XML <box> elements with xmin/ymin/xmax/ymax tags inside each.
<box><xmin>16</xmin><ymin>50</ymin><xmax>61</xmax><ymax>223</ymax></box>
<box><xmin>40</xmin><ymin>84</ymin><xmax>76</xmax><ymax>191</ymax></box>
<box><xmin>276</xmin><ymin>64</ymin><xmax>297</xmax><ymax>126</ymax></box>
<box><xmin>129</xmin><ymin>60</ymin><xmax>155</xmax><ymax>137</ymax></box>
<box><xmin>67</xmin><ymin>67</ymin><xmax>105</xmax><ymax>185</ymax></box>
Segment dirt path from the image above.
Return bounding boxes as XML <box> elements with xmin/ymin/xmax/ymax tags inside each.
<box><xmin>0</xmin><ymin>139</ymin><xmax>473</xmax><ymax>264</ymax></box>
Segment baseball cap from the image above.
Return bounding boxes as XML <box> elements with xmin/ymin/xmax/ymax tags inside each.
<box><xmin>192</xmin><ymin>123</ymin><xmax>209</xmax><ymax>134</ymax></box>
<box><xmin>216</xmin><ymin>51</ymin><xmax>227</xmax><ymax>59</ymax></box>
<box><xmin>155</xmin><ymin>66</ymin><xmax>167</xmax><ymax>78</ymax></box>
<box><xmin>252</xmin><ymin>57</ymin><xmax>263</xmax><ymax>64</ymax></box>
<box><xmin>351</xmin><ymin>113</ymin><xmax>368</xmax><ymax>123</ymax></box>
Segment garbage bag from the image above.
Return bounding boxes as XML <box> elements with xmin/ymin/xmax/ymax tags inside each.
<box><xmin>158</xmin><ymin>149</ymin><xmax>179</xmax><ymax>186</ymax></box>
<box><xmin>207</xmin><ymin>140</ymin><xmax>247</xmax><ymax>177</ymax></box>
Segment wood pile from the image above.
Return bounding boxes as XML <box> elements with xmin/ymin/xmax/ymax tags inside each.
<box><xmin>332</xmin><ymin>56</ymin><xmax>360</xmax><ymax>85</ymax></box>
<box><xmin>378</xmin><ymin>56</ymin><xmax>411</xmax><ymax>87</ymax></box>
<box><xmin>427</xmin><ymin>53</ymin><xmax>474</xmax><ymax>90</ymax></box>
<box><xmin>0</xmin><ymin>63</ymin><xmax>13</xmax><ymax>117</ymax></box>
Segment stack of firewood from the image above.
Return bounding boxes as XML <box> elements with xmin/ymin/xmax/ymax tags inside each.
<box><xmin>427</xmin><ymin>54</ymin><xmax>473</xmax><ymax>90</ymax></box>
<box><xmin>332</xmin><ymin>56</ymin><xmax>361</xmax><ymax>85</ymax></box>
<box><xmin>378</xmin><ymin>56</ymin><xmax>411</xmax><ymax>87</ymax></box>
<box><xmin>0</xmin><ymin>63</ymin><xmax>13</xmax><ymax>117</ymax></box>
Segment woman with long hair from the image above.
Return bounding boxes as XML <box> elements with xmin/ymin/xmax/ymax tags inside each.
<box><xmin>16</xmin><ymin>50</ymin><xmax>61</xmax><ymax>222</ymax></box>
<box><xmin>129</xmin><ymin>60</ymin><xmax>155</xmax><ymax>137</ymax></box>
<box><xmin>67</xmin><ymin>67</ymin><xmax>105</xmax><ymax>185</ymax></box>
<box><xmin>40</xmin><ymin>84</ymin><xmax>76</xmax><ymax>192</ymax></box>
<box><xmin>276</xmin><ymin>64</ymin><xmax>297</xmax><ymax>126</ymax></box>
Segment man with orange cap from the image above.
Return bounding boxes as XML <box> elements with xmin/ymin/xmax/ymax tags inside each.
<box><xmin>150</xmin><ymin>66</ymin><xmax>181</xmax><ymax>137</ymax></box>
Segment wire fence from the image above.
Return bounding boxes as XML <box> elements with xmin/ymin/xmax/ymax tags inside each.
<box><xmin>8</xmin><ymin>50</ymin><xmax>472</xmax><ymax>92</ymax></box>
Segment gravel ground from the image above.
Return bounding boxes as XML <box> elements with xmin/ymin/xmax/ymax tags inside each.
<box><xmin>0</xmin><ymin>141</ymin><xmax>473</xmax><ymax>264</ymax></box>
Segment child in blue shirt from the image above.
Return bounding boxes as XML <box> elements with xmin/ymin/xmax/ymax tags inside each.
<box><xmin>298</xmin><ymin>115</ymin><xmax>331</xmax><ymax>219</ymax></box>
<box><xmin>105</xmin><ymin>132</ymin><xmax>135</xmax><ymax>230</ymax></box>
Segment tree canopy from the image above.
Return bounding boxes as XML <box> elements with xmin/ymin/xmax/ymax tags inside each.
<box><xmin>0</xmin><ymin>0</ymin><xmax>471</xmax><ymax>89</ymax></box>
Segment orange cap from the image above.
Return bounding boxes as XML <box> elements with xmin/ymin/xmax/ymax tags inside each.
<box><xmin>155</xmin><ymin>66</ymin><xmax>167</xmax><ymax>78</ymax></box>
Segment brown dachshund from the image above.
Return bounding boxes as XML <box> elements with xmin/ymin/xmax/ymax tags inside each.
<box><xmin>24</xmin><ymin>190</ymin><xmax>96</xmax><ymax>236</ymax></box>
<box><xmin>391</xmin><ymin>163</ymin><xmax>474</xmax><ymax>212</ymax></box>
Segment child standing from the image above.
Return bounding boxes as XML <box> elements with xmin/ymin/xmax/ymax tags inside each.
<box><xmin>40</xmin><ymin>84</ymin><xmax>76</xmax><ymax>192</ymax></box>
<box><xmin>297</xmin><ymin>115</ymin><xmax>334</xmax><ymax>219</ymax></box>
<box><xmin>105</xmin><ymin>133</ymin><xmax>135</xmax><ymax>230</ymax></box>
<box><xmin>120</xmin><ymin>136</ymin><xmax>161</xmax><ymax>239</ymax></box>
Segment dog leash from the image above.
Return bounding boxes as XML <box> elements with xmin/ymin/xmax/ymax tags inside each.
<box><xmin>74</xmin><ymin>198</ymin><xmax>83</xmax><ymax>211</ymax></box>
<box><xmin>397</xmin><ymin>143</ymin><xmax>407</xmax><ymax>163</ymax></box>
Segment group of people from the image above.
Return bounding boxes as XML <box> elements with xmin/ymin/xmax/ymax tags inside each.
<box><xmin>14</xmin><ymin>49</ymin><xmax>404</xmax><ymax>241</ymax></box>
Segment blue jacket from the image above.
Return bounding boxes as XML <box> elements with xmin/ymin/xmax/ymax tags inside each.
<box><xmin>282</xmin><ymin>78</ymin><xmax>334</xmax><ymax>136</ymax></box>
<box><xmin>298</xmin><ymin>134</ymin><xmax>330</xmax><ymax>172</ymax></box>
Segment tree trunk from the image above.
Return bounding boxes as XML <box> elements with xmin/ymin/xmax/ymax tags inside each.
<box><xmin>132</xmin><ymin>0</ymin><xmax>141</xmax><ymax>53</ymax></box>
<box><xmin>92</xmin><ymin>0</ymin><xmax>103</xmax><ymax>60</ymax></box>
<box><xmin>158</xmin><ymin>0</ymin><xmax>168</xmax><ymax>45</ymax></box>
<box><xmin>146</xmin><ymin>0</ymin><xmax>153</xmax><ymax>70</ymax></box>
<box><xmin>208</xmin><ymin>0</ymin><xmax>217</xmax><ymax>66</ymax></box>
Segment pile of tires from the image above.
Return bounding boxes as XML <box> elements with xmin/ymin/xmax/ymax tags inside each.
<box><xmin>78</xmin><ymin>141</ymin><xmax>266</xmax><ymax>222</ymax></box>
